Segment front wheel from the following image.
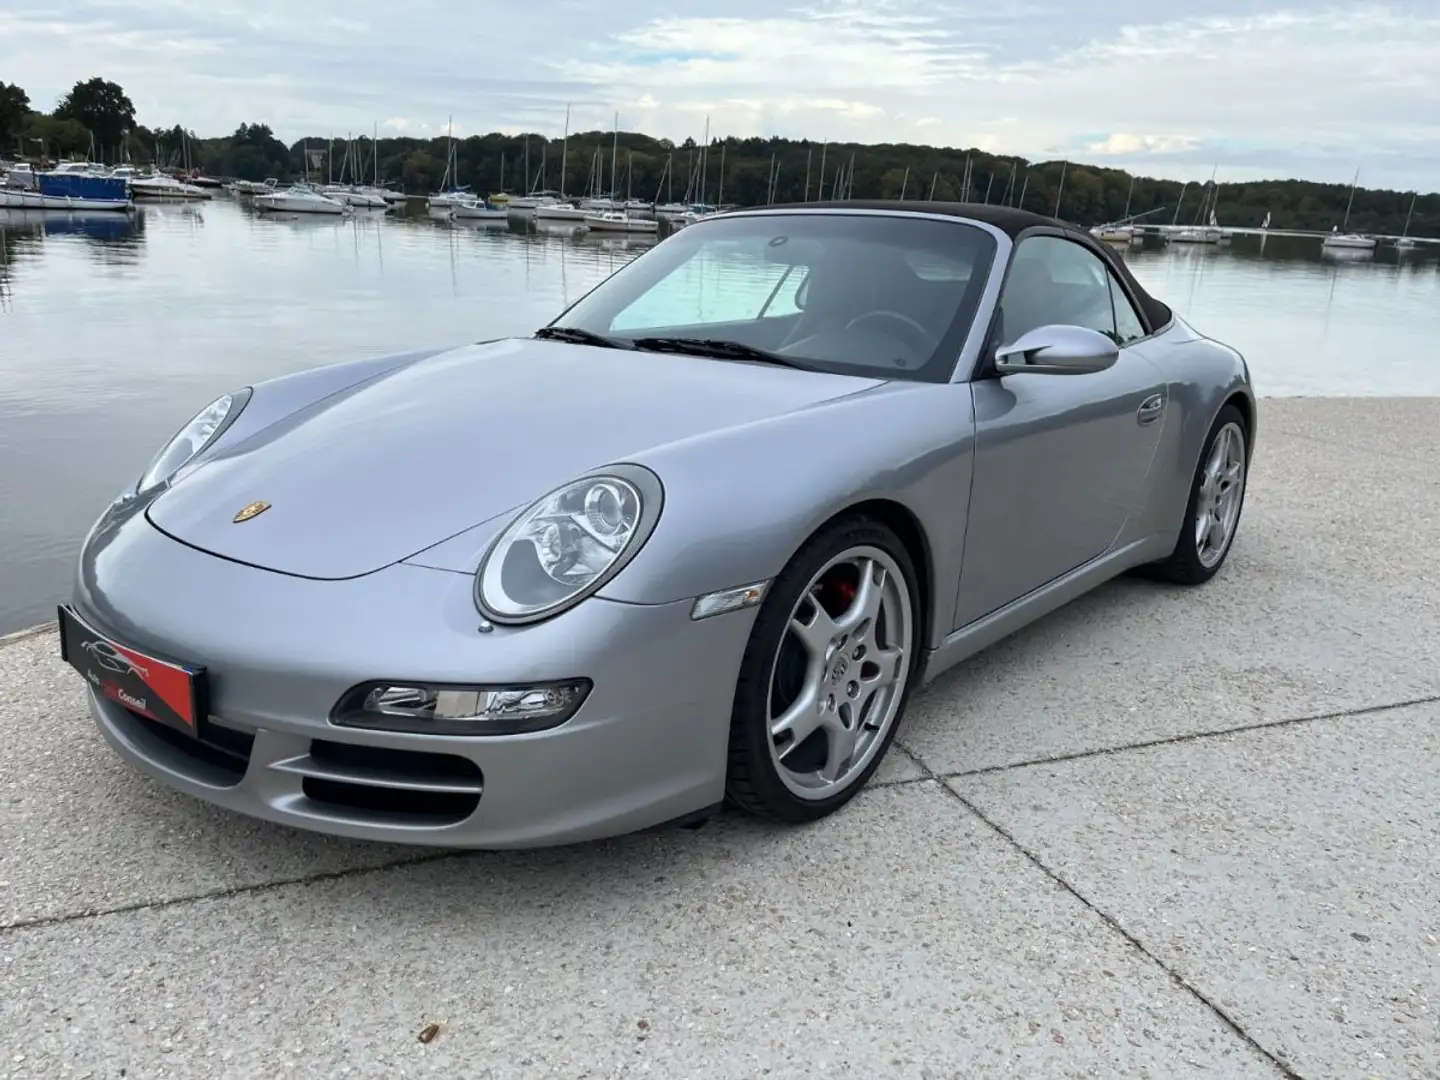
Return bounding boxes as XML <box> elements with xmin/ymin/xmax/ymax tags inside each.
<box><xmin>725</xmin><ymin>516</ymin><xmax>921</xmax><ymax>824</ymax></box>
<box><xmin>1147</xmin><ymin>404</ymin><xmax>1249</xmax><ymax>584</ymax></box>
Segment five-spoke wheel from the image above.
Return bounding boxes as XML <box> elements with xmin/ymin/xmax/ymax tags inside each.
<box><xmin>727</xmin><ymin>517</ymin><xmax>919</xmax><ymax>822</ymax></box>
<box><xmin>1148</xmin><ymin>403</ymin><xmax>1250</xmax><ymax>584</ymax></box>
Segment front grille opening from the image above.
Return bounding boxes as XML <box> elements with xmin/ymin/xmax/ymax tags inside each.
<box><xmin>301</xmin><ymin>777</ymin><xmax>480</xmax><ymax>821</ymax></box>
<box><xmin>303</xmin><ymin>739</ymin><xmax>483</xmax><ymax>823</ymax></box>
<box><xmin>124</xmin><ymin>708</ymin><xmax>254</xmax><ymax>784</ymax></box>
<box><xmin>309</xmin><ymin>739</ymin><xmax>483</xmax><ymax>780</ymax></box>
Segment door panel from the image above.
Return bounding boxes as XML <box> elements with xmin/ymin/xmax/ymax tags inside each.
<box><xmin>953</xmin><ymin>235</ymin><xmax>1168</xmax><ymax>630</ymax></box>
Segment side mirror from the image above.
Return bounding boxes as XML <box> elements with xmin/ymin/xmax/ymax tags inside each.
<box><xmin>993</xmin><ymin>324</ymin><xmax>1119</xmax><ymax>376</ymax></box>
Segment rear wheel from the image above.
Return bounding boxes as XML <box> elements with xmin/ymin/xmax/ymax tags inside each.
<box><xmin>1147</xmin><ymin>404</ymin><xmax>1249</xmax><ymax>584</ymax></box>
<box><xmin>725</xmin><ymin>516</ymin><xmax>921</xmax><ymax>823</ymax></box>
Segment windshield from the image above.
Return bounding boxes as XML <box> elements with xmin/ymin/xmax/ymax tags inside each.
<box><xmin>547</xmin><ymin>211</ymin><xmax>997</xmax><ymax>382</ymax></box>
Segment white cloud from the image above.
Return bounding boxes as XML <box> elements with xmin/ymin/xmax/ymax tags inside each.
<box><xmin>1087</xmin><ymin>134</ymin><xmax>1203</xmax><ymax>157</ymax></box>
<box><xmin>2</xmin><ymin>0</ymin><xmax>1439</xmax><ymax>188</ymax></box>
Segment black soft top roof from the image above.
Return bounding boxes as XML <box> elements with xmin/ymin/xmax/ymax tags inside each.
<box><xmin>755</xmin><ymin>199</ymin><xmax>1173</xmax><ymax>333</ymax></box>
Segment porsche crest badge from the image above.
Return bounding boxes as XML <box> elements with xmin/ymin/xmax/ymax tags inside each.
<box><xmin>232</xmin><ymin>500</ymin><xmax>271</xmax><ymax>523</ymax></box>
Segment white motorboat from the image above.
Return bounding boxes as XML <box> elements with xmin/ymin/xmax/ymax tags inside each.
<box><xmin>449</xmin><ymin>198</ymin><xmax>508</xmax><ymax>220</ymax></box>
<box><xmin>254</xmin><ymin>183</ymin><xmax>347</xmax><ymax>214</ymax></box>
<box><xmin>129</xmin><ymin>170</ymin><xmax>212</xmax><ymax>200</ymax></box>
<box><xmin>1321</xmin><ymin>232</ymin><xmax>1377</xmax><ymax>250</ymax></box>
<box><xmin>534</xmin><ymin>202</ymin><xmax>587</xmax><ymax>222</ymax></box>
<box><xmin>323</xmin><ymin>184</ymin><xmax>389</xmax><ymax>209</ymax></box>
<box><xmin>583</xmin><ymin>211</ymin><xmax>658</xmax><ymax>233</ymax></box>
<box><xmin>231</xmin><ymin>178</ymin><xmax>278</xmax><ymax>195</ymax></box>
<box><xmin>1090</xmin><ymin>224</ymin><xmax>1134</xmax><ymax>243</ymax></box>
<box><xmin>1171</xmin><ymin>226</ymin><xmax>1223</xmax><ymax>244</ymax></box>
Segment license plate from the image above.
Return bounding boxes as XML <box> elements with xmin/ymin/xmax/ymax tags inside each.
<box><xmin>58</xmin><ymin>605</ymin><xmax>208</xmax><ymax>736</ymax></box>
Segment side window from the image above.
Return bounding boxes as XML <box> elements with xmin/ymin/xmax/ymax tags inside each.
<box><xmin>999</xmin><ymin>236</ymin><xmax>1118</xmax><ymax>345</ymax></box>
<box><xmin>1108</xmin><ymin>272</ymin><xmax>1147</xmax><ymax>344</ymax></box>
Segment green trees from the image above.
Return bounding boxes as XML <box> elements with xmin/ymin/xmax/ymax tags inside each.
<box><xmin>0</xmin><ymin>82</ymin><xmax>29</xmax><ymax>151</ymax></box>
<box><xmin>1</xmin><ymin>73</ymin><xmax>1435</xmax><ymax>237</ymax></box>
<box><xmin>53</xmin><ymin>78</ymin><xmax>136</xmax><ymax>157</ymax></box>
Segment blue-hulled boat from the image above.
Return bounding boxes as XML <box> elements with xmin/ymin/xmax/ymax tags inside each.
<box><xmin>0</xmin><ymin>172</ymin><xmax>134</xmax><ymax>212</ymax></box>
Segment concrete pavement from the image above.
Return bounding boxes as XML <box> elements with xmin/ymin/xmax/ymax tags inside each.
<box><xmin>2</xmin><ymin>397</ymin><xmax>1436</xmax><ymax>1079</ymax></box>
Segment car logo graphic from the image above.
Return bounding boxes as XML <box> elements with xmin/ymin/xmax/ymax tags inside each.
<box><xmin>233</xmin><ymin>500</ymin><xmax>271</xmax><ymax>523</ymax></box>
<box><xmin>82</xmin><ymin>639</ymin><xmax>149</xmax><ymax>679</ymax></box>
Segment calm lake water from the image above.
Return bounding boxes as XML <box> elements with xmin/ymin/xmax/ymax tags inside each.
<box><xmin>2</xmin><ymin>197</ymin><xmax>1439</xmax><ymax>634</ymax></box>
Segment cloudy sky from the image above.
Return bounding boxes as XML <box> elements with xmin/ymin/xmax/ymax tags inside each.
<box><xmin>5</xmin><ymin>0</ymin><xmax>1439</xmax><ymax>189</ymax></box>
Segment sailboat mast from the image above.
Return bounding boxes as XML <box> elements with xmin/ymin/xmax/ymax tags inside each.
<box><xmin>1402</xmin><ymin>191</ymin><xmax>1416</xmax><ymax>237</ymax></box>
<box><xmin>700</xmin><ymin>116</ymin><xmax>710</xmax><ymax>205</ymax></box>
<box><xmin>609</xmin><ymin>112</ymin><xmax>618</xmax><ymax>198</ymax></box>
<box><xmin>559</xmin><ymin>104</ymin><xmax>570</xmax><ymax>199</ymax></box>
<box><xmin>899</xmin><ymin>165</ymin><xmax>909</xmax><ymax>201</ymax></box>
<box><xmin>1053</xmin><ymin>160</ymin><xmax>1068</xmax><ymax>217</ymax></box>
<box><xmin>1341</xmin><ymin>167</ymin><xmax>1359</xmax><ymax>230</ymax></box>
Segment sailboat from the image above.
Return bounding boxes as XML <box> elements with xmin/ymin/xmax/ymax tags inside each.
<box><xmin>1396</xmin><ymin>191</ymin><xmax>1417</xmax><ymax>249</ymax></box>
<box><xmin>426</xmin><ymin>117</ymin><xmax>473</xmax><ymax>210</ymax></box>
<box><xmin>582</xmin><ymin>113</ymin><xmax>655</xmax><ymax>231</ymax></box>
<box><xmin>1322</xmin><ymin>168</ymin><xmax>1376</xmax><ymax>250</ymax></box>
<box><xmin>534</xmin><ymin>105</ymin><xmax>587</xmax><ymax>222</ymax></box>
<box><xmin>1172</xmin><ymin>170</ymin><xmax>1224</xmax><ymax>243</ymax></box>
<box><xmin>1090</xmin><ymin>175</ymin><xmax>1138</xmax><ymax>242</ymax></box>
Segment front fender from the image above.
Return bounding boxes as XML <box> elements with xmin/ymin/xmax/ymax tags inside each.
<box><xmin>599</xmin><ymin>380</ymin><xmax>976</xmax><ymax>644</ymax></box>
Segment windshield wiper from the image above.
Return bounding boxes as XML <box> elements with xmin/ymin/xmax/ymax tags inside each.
<box><xmin>630</xmin><ymin>336</ymin><xmax>819</xmax><ymax>371</ymax></box>
<box><xmin>533</xmin><ymin>325</ymin><xmax>632</xmax><ymax>349</ymax></box>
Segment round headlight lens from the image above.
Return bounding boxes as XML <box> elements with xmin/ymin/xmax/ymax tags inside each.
<box><xmin>477</xmin><ymin>474</ymin><xmax>647</xmax><ymax>623</ymax></box>
<box><xmin>137</xmin><ymin>390</ymin><xmax>249</xmax><ymax>493</ymax></box>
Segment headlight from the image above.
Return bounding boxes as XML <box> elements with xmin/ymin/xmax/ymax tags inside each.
<box><xmin>137</xmin><ymin>388</ymin><xmax>251</xmax><ymax>493</ymax></box>
<box><xmin>476</xmin><ymin>464</ymin><xmax>663</xmax><ymax>624</ymax></box>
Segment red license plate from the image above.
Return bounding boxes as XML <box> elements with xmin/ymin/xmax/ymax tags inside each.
<box><xmin>58</xmin><ymin>605</ymin><xmax>208</xmax><ymax>736</ymax></box>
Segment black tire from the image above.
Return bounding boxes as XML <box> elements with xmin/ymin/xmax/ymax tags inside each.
<box><xmin>724</xmin><ymin>514</ymin><xmax>922</xmax><ymax>824</ymax></box>
<box><xmin>1146</xmin><ymin>403</ymin><xmax>1249</xmax><ymax>585</ymax></box>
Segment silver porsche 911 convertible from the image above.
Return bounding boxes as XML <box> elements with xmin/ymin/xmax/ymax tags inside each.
<box><xmin>60</xmin><ymin>201</ymin><xmax>1254</xmax><ymax>848</ymax></box>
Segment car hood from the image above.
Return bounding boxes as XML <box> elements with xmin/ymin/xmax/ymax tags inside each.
<box><xmin>146</xmin><ymin>337</ymin><xmax>884</xmax><ymax>579</ymax></box>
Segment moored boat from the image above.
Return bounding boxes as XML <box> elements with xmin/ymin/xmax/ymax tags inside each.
<box><xmin>0</xmin><ymin>172</ymin><xmax>134</xmax><ymax>212</ymax></box>
<box><xmin>583</xmin><ymin>211</ymin><xmax>658</xmax><ymax>233</ymax></box>
<box><xmin>254</xmin><ymin>183</ymin><xmax>347</xmax><ymax>214</ymax></box>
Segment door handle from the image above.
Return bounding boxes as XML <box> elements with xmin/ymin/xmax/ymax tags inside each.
<box><xmin>1137</xmin><ymin>394</ymin><xmax>1165</xmax><ymax>425</ymax></box>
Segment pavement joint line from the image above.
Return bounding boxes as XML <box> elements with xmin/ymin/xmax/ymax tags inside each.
<box><xmin>934</xmin><ymin>693</ymin><xmax>1440</xmax><ymax>781</ymax></box>
<box><xmin>937</xmin><ymin>780</ymin><xmax>1306</xmax><ymax>1080</ymax></box>
<box><xmin>2</xmin><ymin>778</ymin><xmax>936</xmax><ymax>933</ymax></box>
<box><xmin>898</xmin><ymin>740</ymin><xmax>1306</xmax><ymax>1079</ymax></box>
<box><xmin>0</xmin><ymin>849</ymin><xmax>475</xmax><ymax>936</ymax></box>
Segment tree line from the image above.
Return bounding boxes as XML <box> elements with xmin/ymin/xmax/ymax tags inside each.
<box><xmin>3</xmin><ymin>76</ymin><xmax>1436</xmax><ymax>237</ymax></box>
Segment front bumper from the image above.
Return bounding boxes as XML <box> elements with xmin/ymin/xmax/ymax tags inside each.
<box><xmin>72</xmin><ymin>501</ymin><xmax>756</xmax><ymax>848</ymax></box>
